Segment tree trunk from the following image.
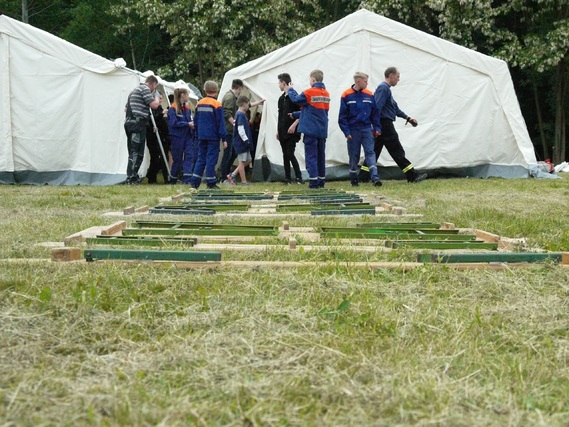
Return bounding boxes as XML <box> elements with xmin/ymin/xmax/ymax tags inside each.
<box><xmin>532</xmin><ymin>79</ymin><xmax>548</xmax><ymax>160</ymax></box>
<box><xmin>552</xmin><ymin>61</ymin><xmax>567</xmax><ymax>163</ymax></box>
<box><xmin>21</xmin><ymin>0</ymin><xmax>28</xmax><ymax>23</ymax></box>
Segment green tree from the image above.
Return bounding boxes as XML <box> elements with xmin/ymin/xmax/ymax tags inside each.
<box><xmin>110</xmin><ymin>0</ymin><xmax>334</xmax><ymax>85</ymax></box>
<box><xmin>363</xmin><ymin>0</ymin><xmax>569</xmax><ymax>163</ymax></box>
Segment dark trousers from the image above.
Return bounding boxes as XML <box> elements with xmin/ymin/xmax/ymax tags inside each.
<box><xmin>304</xmin><ymin>135</ymin><xmax>326</xmax><ymax>188</ymax></box>
<box><xmin>220</xmin><ymin>130</ymin><xmax>237</xmax><ymax>178</ymax></box>
<box><xmin>124</xmin><ymin>119</ymin><xmax>147</xmax><ymax>182</ymax></box>
<box><xmin>280</xmin><ymin>137</ymin><xmax>302</xmax><ymax>181</ymax></box>
<box><xmin>146</xmin><ymin>127</ymin><xmax>170</xmax><ymax>184</ymax></box>
<box><xmin>375</xmin><ymin>119</ymin><xmax>417</xmax><ymax>181</ymax></box>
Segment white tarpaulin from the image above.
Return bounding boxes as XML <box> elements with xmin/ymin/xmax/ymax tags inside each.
<box><xmin>220</xmin><ymin>9</ymin><xmax>537</xmax><ymax>181</ymax></box>
<box><xmin>0</xmin><ymin>15</ymin><xmax>182</xmax><ymax>185</ymax></box>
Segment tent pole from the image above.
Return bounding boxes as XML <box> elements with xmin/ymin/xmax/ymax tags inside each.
<box><xmin>149</xmin><ymin>107</ymin><xmax>171</xmax><ymax>181</ymax></box>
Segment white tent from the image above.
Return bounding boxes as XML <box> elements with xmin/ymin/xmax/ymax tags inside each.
<box><xmin>220</xmin><ymin>9</ymin><xmax>537</xmax><ymax>181</ymax></box>
<box><xmin>0</xmin><ymin>15</ymin><xmax>192</xmax><ymax>185</ymax></box>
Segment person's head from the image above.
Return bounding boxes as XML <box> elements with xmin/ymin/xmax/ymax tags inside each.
<box><xmin>173</xmin><ymin>88</ymin><xmax>189</xmax><ymax>113</ymax></box>
<box><xmin>236</xmin><ymin>95</ymin><xmax>250</xmax><ymax>111</ymax></box>
<box><xmin>353</xmin><ymin>71</ymin><xmax>369</xmax><ymax>91</ymax></box>
<box><xmin>278</xmin><ymin>73</ymin><xmax>292</xmax><ymax>91</ymax></box>
<box><xmin>203</xmin><ymin>80</ymin><xmax>219</xmax><ymax>96</ymax></box>
<box><xmin>145</xmin><ymin>75</ymin><xmax>159</xmax><ymax>91</ymax></box>
<box><xmin>231</xmin><ymin>79</ymin><xmax>244</xmax><ymax>95</ymax></box>
<box><xmin>310</xmin><ymin>69</ymin><xmax>324</xmax><ymax>85</ymax></box>
<box><xmin>384</xmin><ymin>67</ymin><xmax>400</xmax><ymax>87</ymax></box>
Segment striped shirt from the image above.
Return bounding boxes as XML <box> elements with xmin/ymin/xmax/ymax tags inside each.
<box><xmin>127</xmin><ymin>84</ymin><xmax>155</xmax><ymax>119</ymax></box>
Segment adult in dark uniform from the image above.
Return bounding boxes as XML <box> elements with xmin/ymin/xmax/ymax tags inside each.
<box><xmin>374</xmin><ymin>67</ymin><xmax>427</xmax><ymax>183</ymax></box>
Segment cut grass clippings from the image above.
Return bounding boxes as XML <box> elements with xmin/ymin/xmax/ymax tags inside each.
<box><xmin>1</xmin><ymin>176</ymin><xmax>569</xmax><ymax>426</ymax></box>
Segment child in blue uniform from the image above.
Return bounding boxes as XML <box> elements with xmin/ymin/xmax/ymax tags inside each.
<box><xmin>190</xmin><ymin>81</ymin><xmax>227</xmax><ymax>189</ymax></box>
<box><xmin>226</xmin><ymin>96</ymin><xmax>253</xmax><ymax>185</ymax></box>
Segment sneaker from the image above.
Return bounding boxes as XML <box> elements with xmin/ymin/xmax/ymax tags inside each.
<box><xmin>351</xmin><ymin>180</ymin><xmax>359</xmax><ymax>187</ymax></box>
<box><xmin>241</xmin><ymin>181</ymin><xmax>251</xmax><ymax>186</ymax></box>
<box><xmin>207</xmin><ymin>184</ymin><xmax>220</xmax><ymax>190</ymax></box>
<box><xmin>226</xmin><ymin>174</ymin><xmax>236</xmax><ymax>185</ymax></box>
<box><xmin>412</xmin><ymin>173</ymin><xmax>428</xmax><ymax>183</ymax></box>
<box><xmin>373</xmin><ymin>180</ymin><xmax>383</xmax><ymax>187</ymax></box>
<box><xmin>295</xmin><ymin>178</ymin><xmax>304</xmax><ymax>184</ymax></box>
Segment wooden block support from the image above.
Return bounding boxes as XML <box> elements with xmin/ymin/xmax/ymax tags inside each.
<box><xmin>282</xmin><ymin>221</ymin><xmax>290</xmax><ymax>231</ymax></box>
<box><xmin>171</xmin><ymin>193</ymin><xmax>184</xmax><ymax>201</ymax></box>
<box><xmin>100</xmin><ymin>221</ymin><xmax>127</xmax><ymax>236</ymax></box>
<box><xmin>381</xmin><ymin>202</ymin><xmax>393</xmax><ymax>210</ymax></box>
<box><xmin>52</xmin><ymin>247</ymin><xmax>82</xmax><ymax>262</ymax></box>
<box><xmin>289</xmin><ymin>238</ymin><xmax>297</xmax><ymax>249</ymax></box>
<box><xmin>562</xmin><ymin>253</ymin><xmax>569</xmax><ymax>265</ymax></box>
<box><xmin>441</xmin><ymin>222</ymin><xmax>456</xmax><ymax>230</ymax></box>
<box><xmin>135</xmin><ymin>205</ymin><xmax>150</xmax><ymax>213</ymax></box>
<box><xmin>123</xmin><ymin>206</ymin><xmax>135</xmax><ymax>215</ymax></box>
<box><xmin>392</xmin><ymin>207</ymin><xmax>406</xmax><ymax>215</ymax></box>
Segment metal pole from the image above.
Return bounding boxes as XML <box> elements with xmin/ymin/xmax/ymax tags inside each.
<box><xmin>149</xmin><ymin>107</ymin><xmax>171</xmax><ymax>180</ymax></box>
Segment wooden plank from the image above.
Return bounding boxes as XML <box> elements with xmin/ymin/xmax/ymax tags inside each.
<box><xmin>132</xmin><ymin>221</ymin><xmax>276</xmax><ymax>231</ymax></box>
<box><xmin>52</xmin><ymin>247</ymin><xmax>82</xmax><ymax>262</ymax></box>
<box><xmin>358</xmin><ymin>222</ymin><xmax>441</xmax><ymax>229</ymax></box>
<box><xmin>389</xmin><ymin>241</ymin><xmax>498</xmax><ymax>250</ymax></box>
<box><xmin>100</xmin><ymin>221</ymin><xmax>127</xmax><ymax>236</ymax></box>
<box><xmin>149</xmin><ymin>208</ymin><xmax>216</xmax><ymax>215</ymax></box>
<box><xmin>86</xmin><ymin>236</ymin><xmax>196</xmax><ymax>247</ymax></box>
<box><xmin>123</xmin><ymin>228</ymin><xmax>279</xmax><ymax>237</ymax></box>
<box><xmin>320</xmin><ymin>232</ymin><xmax>476</xmax><ymax>241</ymax></box>
<box><xmin>322</xmin><ymin>226</ymin><xmax>458</xmax><ymax>234</ymax></box>
<box><xmin>311</xmin><ymin>208</ymin><xmax>376</xmax><ymax>216</ymax></box>
<box><xmin>418</xmin><ymin>252</ymin><xmax>564</xmax><ymax>264</ymax></box>
<box><xmin>84</xmin><ymin>249</ymin><xmax>221</xmax><ymax>262</ymax></box>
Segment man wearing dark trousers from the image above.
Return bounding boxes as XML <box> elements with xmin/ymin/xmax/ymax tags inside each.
<box><xmin>277</xmin><ymin>73</ymin><xmax>303</xmax><ymax>184</ymax></box>
<box><xmin>124</xmin><ymin>75</ymin><xmax>160</xmax><ymax>184</ymax></box>
<box><xmin>374</xmin><ymin>67</ymin><xmax>427</xmax><ymax>183</ymax></box>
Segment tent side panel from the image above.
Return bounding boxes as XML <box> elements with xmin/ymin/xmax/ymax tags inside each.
<box><xmin>0</xmin><ymin>32</ymin><xmax>15</xmax><ymax>182</ymax></box>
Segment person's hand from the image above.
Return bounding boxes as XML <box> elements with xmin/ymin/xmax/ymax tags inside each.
<box><xmin>346</xmin><ymin>135</ymin><xmax>352</xmax><ymax>140</ymax></box>
<box><xmin>374</xmin><ymin>130</ymin><xmax>381</xmax><ymax>137</ymax></box>
<box><xmin>406</xmin><ymin>117</ymin><xmax>418</xmax><ymax>127</ymax></box>
<box><xmin>287</xmin><ymin>123</ymin><xmax>297</xmax><ymax>134</ymax></box>
<box><xmin>276</xmin><ymin>132</ymin><xmax>280</xmax><ymax>141</ymax></box>
<box><xmin>189</xmin><ymin>121</ymin><xmax>195</xmax><ymax>129</ymax></box>
<box><xmin>223</xmin><ymin>141</ymin><xmax>228</xmax><ymax>149</ymax></box>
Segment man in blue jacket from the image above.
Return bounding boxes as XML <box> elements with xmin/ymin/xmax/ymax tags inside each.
<box><xmin>339</xmin><ymin>71</ymin><xmax>382</xmax><ymax>187</ymax></box>
<box><xmin>374</xmin><ymin>67</ymin><xmax>427</xmax><ymax>183</ymax></box>
<box><xmin>288</xmin><ymin>69</ymin><xmax>330</xmax><ymax>189</ymax></box>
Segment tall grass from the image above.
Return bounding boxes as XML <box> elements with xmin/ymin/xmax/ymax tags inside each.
<box><xmin>1</xmin><ymin>176</ymin><xmax>568</xmax><ymax>426</ymax></box>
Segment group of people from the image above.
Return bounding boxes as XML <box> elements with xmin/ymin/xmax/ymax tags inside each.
<box><xmin>124</xmin><ymin>66</ymin><xmax>427</xmax><ymax>188</ymax></box>
<box><xmin>277</xmin><ymin>66</ymin><xmax>427</xmax><ymax>189</ymax></box>
<box><xmin>123</xmin><ymin>76</ymin><xmax>263</xmax><ymax>188</ymax></box>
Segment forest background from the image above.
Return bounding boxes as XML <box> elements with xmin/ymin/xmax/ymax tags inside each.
<box><xmin>1</xmin><ymin>0</ymin><xmax>567</xmax><ymax>164</ymax></box>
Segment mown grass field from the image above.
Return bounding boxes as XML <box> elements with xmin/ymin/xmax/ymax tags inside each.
<box><xmin>1</xmin><ymin>176</ymin><xmax>568</xmax><ymax>426</ymax></box>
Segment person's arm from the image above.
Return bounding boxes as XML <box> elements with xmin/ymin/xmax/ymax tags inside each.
<box><xmin>168</xmin><ymin>107</ymin><xmax>190</xmax><ymax>129</ymax></box>
<box><xmin>216</xmin><ymin>105</ymin><xmax>228</xmax><ymax>144</ymax></box>
<box><xmin>250</xmin><ymin>99</ymin><xmax>266</xmax><ymax>107</ymax></box>
<box><xmin>338</xmin><ymin>93</ymin><xmax>351</xmax><ymax>138</ymax></box>
<box><xmin>222</xmin><ymin>92</ymin><xmax>236</xmax><ymax>126</ymax></box>
<box><xmin>287</xmin><ymin>119</ymin><xmax>299</xmax><ymax>134</ymax></box>
<box><xmin>371</xmin><ymin>97</ymin><xmax>381</xmax><ymax>134</ymax></box>
<box><xmin>287</xmin><ymin>84</ymin><xmax>307</xmax><ymax>105</ymax></box>
<box><xmin>374</xmin><ymin>84</ymin><xmax>389</xmax><ymax>116</ymax></box>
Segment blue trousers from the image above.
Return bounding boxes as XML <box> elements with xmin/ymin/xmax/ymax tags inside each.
<box><xmin>348</xmin><ymin>128</ymin><xmax>379</xmax><ymax>182</ymax></box>
<box><xmin>170</xmin><ymin>136</ymin><xmax>197</xmax><ymax>184</ymax></box>
<box><xmin>304</xmin><ymin>135</ymin><xmax>326</xmax><ymax>188</ymax></box>
<box><xmin>190</xmin><ymin>139</ymin><xmax>220</xmax><ymax>187</ymax></box>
